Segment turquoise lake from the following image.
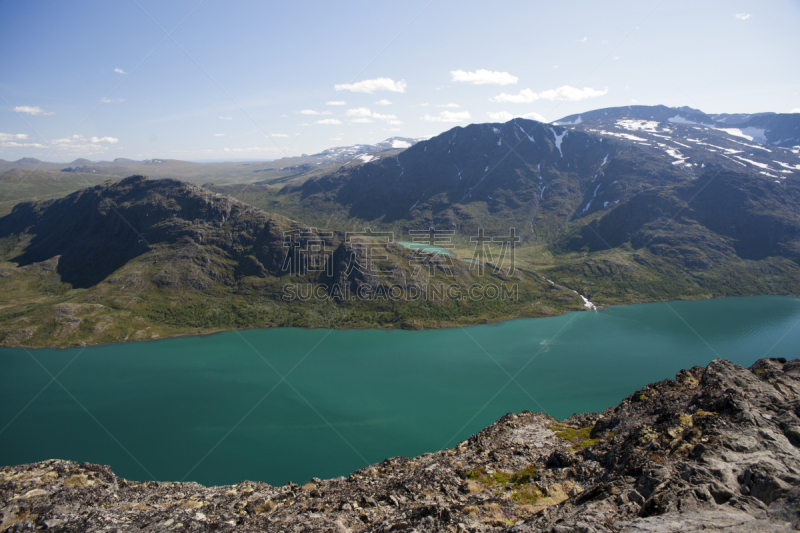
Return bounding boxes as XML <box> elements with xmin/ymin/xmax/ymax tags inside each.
<box><xmin>1</xmin><ymin>296</ymin><xmax>799</xmax><ymax>487</ymax></box>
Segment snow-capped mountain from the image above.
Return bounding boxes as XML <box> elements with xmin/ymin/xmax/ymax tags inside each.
<box><xmin>554</xmin><ymin>105</ymin><xmax>800</xmax><ymax>148</ymax></box>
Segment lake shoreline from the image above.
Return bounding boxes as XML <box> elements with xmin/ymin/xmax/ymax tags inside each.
<box><xmin>4</xmin><ymin>292</ymin><xmax>799</xmax><ymax>351</ymax></box>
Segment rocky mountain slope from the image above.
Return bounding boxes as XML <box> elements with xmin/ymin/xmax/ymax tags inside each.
<box><xmin>212</xmin><ymin>106</ymin><xmax>800</xmax><ymax>306</ymax></box>
<box><xmin>0</xmin><ymin>175</ymin><xmax>585</xmax><ymax>347</ymax></box>
<box><xmin>2</xmin><ymin>357</ymin><xmax>798</xmax><ymax>532</ymax></box>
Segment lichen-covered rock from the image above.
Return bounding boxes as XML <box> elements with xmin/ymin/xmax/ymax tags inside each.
<box><xmin>1</xmin><ymin>358</ymin><xmax>798</xmax><ymax>532</ymax></box>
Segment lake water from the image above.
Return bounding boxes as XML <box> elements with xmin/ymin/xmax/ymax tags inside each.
<box><xmin>1</xmin><ymin>296</ymin><xmax>798</xmax><ymax>487</ymax></box>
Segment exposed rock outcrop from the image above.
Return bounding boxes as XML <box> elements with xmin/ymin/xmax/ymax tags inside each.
<box><xmin>1</xmin><ymin>357</ymin><xmax>798</xmax><ymax>532</ymax></box>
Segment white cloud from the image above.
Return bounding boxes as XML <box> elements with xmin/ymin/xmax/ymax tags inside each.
<box><xmin>114</xmin><ymin>68</ymin><xmax>127</xmax><ymax>74</ymax></box>
<box><xmin>346</xmin><ymin>108</ymin><xmax>397</xmax><ymax>121</ymax></box>
<box><xmin>350</xmin><ymin>118</ymin><xmax>373</xmax><ymax>124</ymax></box>
<box><xmin>272</xmin><ymin>133</ymin><xmax>289</xmax><ymax>137</ymax></box>
<box><xmin>451</xmin><ymin>69</ymin><xmax>518</xmax><ymax>85</ymax></box>
<box><xmin>538</xmin><ymin>85</ymin><xmax>608</xmax><ymax>101</ymax></box>
<box><xmin>52</xmin><ymin>134</ymin><xmax>88</xmax><ymax>145</ymax></box>
<box><xmin>334</xmin><ymin>77</ymin><xmax>407</xmax><ymax>93</ymax></box>
<box><xmin>488</xmin><ymin>111</ymin><xmax>514</xmax><ymax>122</ymax></box>
<box><xmin>488</xmin><ymin>111</ymin><xmax>548</xmax><ymax>122</ymax></box>
<box><xmin>580</xmin><ymin>36</ymin><xmax>587</xmax><ymax>42</ymax></box>
<box><xmin>490</xmin><ymin>89</ymin><xmax>539</xmax><ymax>103</ymax></box>
<box><xmin>316</xmin><ymin>119</ymin><xmax>342</xmax><ymax>125</ymax></box>
<box><xmin>331</xmin><ymin>137</ymin><xmax>342</xmax><ymax>141</ymax></box>
<box><xmin>326</xmin><ymin>101</ymin><xmax>346</xmax><ymax>105</ymax></box>
<box><xmin>790</xmin><ymin>109</ymin><xmax>800</xmax><ymax>114</ymax></box>
<box><xmin>734</xmin><ymin>13</ymin><xmax>750</xmax><ymax>20</ymax></box>
<box><xmin>376</xmin><ymin>99</ymin><xmax>392</xmax><ymax>105</ymax></box>
<box><xmin>297</xmin><ymin>109</ymin><xmax>331</xmax><ymax>115</ymax></box>
<box><xmin>491</xmin><ymin>86</ymin><xmax>607</xmax><ymax>103</ymax></box>
<box><xmin>438</xmin><ymin>103</ymin><xmax>460</xmax><ymax>108</ymax></box>
<box><xmin>13</xmin><ymin>106</ymin><xmax>55</xmax><ymax>116</ymax></box>
<box><xmin>48</xmin><ymin>134</ymin><xmax>118</xmax><ymax>153</ymax></box>
<box><xmin>387</xmin><ymin>119</ymin><xmax>403</xmax><ymax>125</ymax></box>
<box><xmin>422</xmin><ymin>111</ymin><xmax>471</xmax><ymax>123</ymax></box>
<box><xmin>0</xmin><ymin>133</ymin><xmax>29</xmax><ymax>141</ymax></box>
<box><xmin>214</xmin><ymin>133</ymin><xmax>225</xmax><ymax>137</ymax></box>
<box><xmin>346</xmin><ymin>107</ymin><xmax>372</xmax><ymax>117</ymax></box>
<box><xmin>219</xmin><ymin>116</ymin><xmax>233</xmax><ymax>120</ymax></box>
<box><xmin>0</xmin><ymin>133</ymin><xmax>45</xmax><ymax>148</ymax></box>
<box><xmin>521</xmin><ymin>111</ymin><xmax>547</xmax><ymax>122</ymax></box>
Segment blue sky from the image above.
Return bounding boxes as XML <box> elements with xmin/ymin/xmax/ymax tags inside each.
<box><xmin>1</xmin><ymin>0</ymin><xmax>799</xmax><ymax>162</ymax></box>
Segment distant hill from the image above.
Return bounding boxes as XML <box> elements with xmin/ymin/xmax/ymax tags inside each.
<box><xmin>0</xmin><ymin>169</ymin><xmax>118</xmax><ymax>216</ymax></box>
<box><xmin>0</xmin><ymin>138</ymin><xmax>423</xmax><ymax>216</ymax></box>
<box><xmin>0</xmin><ymin>136</ymin><xmax>423</xmax><ymax>189</ymax></box>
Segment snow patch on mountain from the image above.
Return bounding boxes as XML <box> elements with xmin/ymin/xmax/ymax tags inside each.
<box><xmin>615</xmin><ymin>119</ymin><xmax>660</xmax><ymax>132</ymax></box>
<box><xmin>735</xmin><ymin>156</ymin><xmax>771</xmax><ymax>170</ymax></box>
<box><xmin>716</xmin><ymin>127</ymin><xmax>767</xmax><ymax>143</ymax></box>
<box><xmin>550</xmin><ymin>128</ymin><xmax>567</xmax><ymax>157</ymax></box>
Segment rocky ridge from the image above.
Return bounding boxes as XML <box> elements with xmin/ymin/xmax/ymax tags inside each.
<box><xmin>2</xmin><ymin>357</ymin><xmax>799</xmax><ymax>532</ymax></box>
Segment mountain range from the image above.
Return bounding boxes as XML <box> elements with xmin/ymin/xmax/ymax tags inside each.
<box><xmin>1</xmin><ymin>104</ymin><xmax>799</xmax><ymax>346</ymax></box>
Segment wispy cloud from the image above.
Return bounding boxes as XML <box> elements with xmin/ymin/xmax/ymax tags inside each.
<box><xmin>538</xmin><ymin>85</ymin><xmax>608</xmax><ymax>101</ymax></box>
<box><xmin>48</xmin><ymin>134</ymin><xmax>118</xmax><ymax>153</ymax></box>
<box><xmin>316</xmin><ymin>118</ymin><xmax>342</xmax><ymax>125</ymax></box>
<box><xmin>438</xmin><ymin>103</ymin><xmax>460</xmax><ymax>108</ymax></box>
<box><xmin>422</xmin><ymin>111</ymin><xmax>471</xmax><ymax>123</ymax></box>
<box><xmin>297</xmin><ymin>109</ymin><xmax>332</xmax><ymax>115</ymax></box>
<box><xmin>491</xmin><ymin>86</ymin><xmax>607</xmax><ymax>103</ymax></box>
<box><xmin>0</xmin><ymin>133</ymin><xmax>29</xmax><ymax>141</ymax></box>
<box><xmin>376</xmin><ymin>99</ymin><xmax>392</xmax><ymax>105</ymax></box>
<box><xmin>114</xmin><ymin>67</ymin><xmax>127</xmax><ymax>74</ymax></box>
<box><xmin>214</xmin><ymin>133</ymin><xmax>225</xmax><ymax>137</ymax></box>
<box><xmin>490</xmin><ymin>89</ymin><xmax>539</xmax><ymax>103</ymax></box>
<box><xmin>334</xmin><ymin>77</ymin><xmax>407</xmax><ymax>93</ymax></box>
<box><xmin>13</xmin><ymin>106</ymin><xmax>55</xmax><ymax>116</ymax></box>
<box><xmin>488</xmin><ymin>111</ymin><xmax>547</xmax><ymax>122</ymax></box>
<box><xmin>219</xmin><ymin>116</ymin><xmax>233</xmax><ymax>120</ymax></box>
<box><xmin>451</xmin><ymin>69</ymin><xmax>518</xmax><ymax>85</ymax></box>
<box><xmin>272</xmin><ymin>133</ymin><xmax>289</xmax><ymax>137</ymax></box>
<box><xmin>0</xmin><ymin>132</ymin><xmax>46</xmax><ymax>148</ymax></box>
<box><xmin>350</xmin><ymin>118</ymin><xmax>373</xmax><ymax>124</ymax></box>
<box><xmin>102</xmin><ymin>98</ymin><xmax>125</xmax><ymax>103</ymax></box>
<box><xmin>326</xmin><ymin>100</ymin><xmax>346</xmax><ymax>106</ymax></box>
<box><xmin>734</xmin><ymin>13</ymin><xmax>750</xmax><ymax>20</ymax></box>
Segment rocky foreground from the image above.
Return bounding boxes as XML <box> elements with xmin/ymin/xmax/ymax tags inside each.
<box><xmin>2</xmin><ymin>357</ymin><xmax>800</xmax><ymax>532</ymax></box>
